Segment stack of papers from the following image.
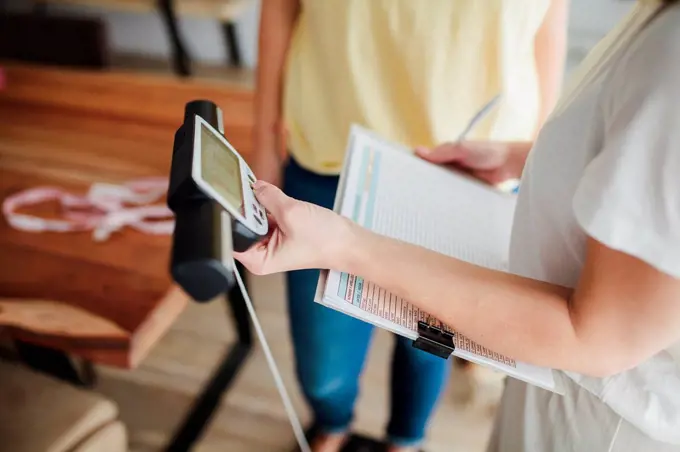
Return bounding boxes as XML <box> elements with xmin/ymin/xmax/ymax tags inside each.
<box><xmin>315</xmin><ymin>126</ymin><xmax>558</xmax><ymax>392</ymax></box>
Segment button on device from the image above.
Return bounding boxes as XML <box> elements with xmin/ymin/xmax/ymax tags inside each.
<box><xmin>254</xmin><ymin>215</ymin><xmax>263</xmax><ymax>225</ymax></box>
<box><xmin>253</xmin><ymin>204</ymin><xmax>266</xmax><ymax>221</ymax></box>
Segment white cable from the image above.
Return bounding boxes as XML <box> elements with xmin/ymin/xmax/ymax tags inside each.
<box><xmin>232</xmin><ymin>263</ymin><xmax>312</xmax><ymax>452</ymax></box>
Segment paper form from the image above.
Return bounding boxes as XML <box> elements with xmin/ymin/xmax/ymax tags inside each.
<box><xmin>317</xmin><ymin>126</ymin><xmax>558</xmax><ymax>392</ymax></box>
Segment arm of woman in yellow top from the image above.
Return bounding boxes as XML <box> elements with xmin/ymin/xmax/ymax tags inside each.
<box><xmin>252</xmin><ymin>0</ymin><xmax>301</xmax><ymax>187</ymax></box>
<box><xmin>534</xmin><ymin>0</ymin><xmax>569</xmax><ymax>135</ymax></box>
<box><xmin>416</xmin><ymin>0</ymin><xmax>569</xmax><ymax>185</ymax></box>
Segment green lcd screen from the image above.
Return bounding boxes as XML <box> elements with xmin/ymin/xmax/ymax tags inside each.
<box><xmin>199</xmin><ymin>124</ymin><xmax>244</xmax><ymax>215</ymax></box>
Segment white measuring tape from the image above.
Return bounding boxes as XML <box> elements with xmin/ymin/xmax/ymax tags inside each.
<box><xmin>232</xmin><ymin>264</ymin><xmax>312</xmax><ymax>452</ymax></box>
<box><xmin>2</xmin><ymin>179</ymin><xmax>174</xmax><ymax>242</ymax></box>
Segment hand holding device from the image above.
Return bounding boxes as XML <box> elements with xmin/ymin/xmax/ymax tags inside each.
<box><xmin>235</xmin><ymin>181</ymin><xmax>354</xmax><ymax>276</ymax></box>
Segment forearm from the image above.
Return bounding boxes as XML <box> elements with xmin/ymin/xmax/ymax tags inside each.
<box><xmin>253</xmin><ymin>0</ymin><xmax>300</xmax><ymax>154</ymax></box>
<box><xmin>339</xmin><ymin>227</ymin><xmax>592</xmax><ymax>372</ymax></box>
<box><xmin>534</xmin><ymin>0</ymin><xmax>569</xmax><ymax>135</ymax></box>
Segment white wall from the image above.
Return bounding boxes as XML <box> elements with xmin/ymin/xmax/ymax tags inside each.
<box><xmin>15</xmin><ymin>0</ymin><xmax>635</xmax><ymax>70</ymax></box>
<box><xmin>567</xmin><ymin>0</ymin><xmax>633</xmax><ymax>67</ymax></box>
<box><xmin>569</xmin><ymin>0</ymin><xmax>633</xmax><ymax>37</ymax></box>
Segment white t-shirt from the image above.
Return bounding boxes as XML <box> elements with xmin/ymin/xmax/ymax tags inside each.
<box><xmin>497</xmin><ymin>2</ymin><xmax>680</xmax><ymax>450</ymax></box>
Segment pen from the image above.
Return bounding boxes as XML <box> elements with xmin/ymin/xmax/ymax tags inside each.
<box><xmin>457</xmin><ymin>94</ymin><xmax>520</xmax><ymax>194</ymax></box>
<box><xmin>456</xmin><ymin>94</ymin><xmax>501</xmax><ymax>142</ymax></box>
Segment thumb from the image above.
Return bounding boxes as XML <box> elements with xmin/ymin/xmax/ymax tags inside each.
<box><xmin>252</xmin><ymin>180</ymin><xmax>290</xmax><ymax>217</ymax></box>
<box><xmin>415</xmin><ymin>142</ymin><xmax>466</xmax><ymax>164</ymax></box>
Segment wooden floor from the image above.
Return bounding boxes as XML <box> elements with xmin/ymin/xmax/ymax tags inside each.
<box><xmin>96</xmin><ymin>273</ymin><xmax>503</xmax><ymax>452</ymax></box>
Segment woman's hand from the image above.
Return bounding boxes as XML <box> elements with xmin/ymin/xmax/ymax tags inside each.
<box><xmin>415</xmin><ymin>141</ymin><xmax>531</xmax><ymax>185</ymax></box>
<box><xmin>235</xmin><ymin>181</ymin><xmax>357</xmax><ymax>275</ymax></box>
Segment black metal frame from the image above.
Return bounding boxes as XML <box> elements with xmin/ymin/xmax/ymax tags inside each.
<box><xmin>222</xmin><ymin>22</ymin><xmax>242</xmax><ymax>67</ymax></box>
<box><xmin>157</xmin><ymin>0</ymin><xmax>191</xmax><ymax>77</ymax></box>
<box><xmin>30</xmin><ymin>0</ymin><xmax>242</xmax><ymax>77</ymax></box>
<box><xmin>15</xmin><ymin>341</ymin><xmax>98</xmax><ymax>388</ymax></box>
<box><xmin>14</xmin><ymin>261</ymin><xmax>253</xmax><ymax>452</ymax></box>
<box><xmin>165</xmin><ymin>262</ymin><xmax>252</xmax><ymax>451</ymax></box>
<box><xmin>157</xmin><ymin>0</ymin><xmax>243</xmax><ymax>77</ymax></box>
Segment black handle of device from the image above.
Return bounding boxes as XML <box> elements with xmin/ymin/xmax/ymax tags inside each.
<box><xmin>184</xmin><ymin>100</ymin><xmax>223</xmax><ymax>133</ymax></box>
<box><xmin>168</xmin><ymin>100</ymin><xmax>235</xmax><ymax>302</ymax></box>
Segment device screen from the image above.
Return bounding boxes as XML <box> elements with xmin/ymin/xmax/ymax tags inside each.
<box><xmin>200</xmin><ymin>124</ymin><xmax>244</xmax><ymax>215</ymax></box>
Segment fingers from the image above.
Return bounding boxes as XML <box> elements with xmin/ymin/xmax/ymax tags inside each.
<box><xmin>415</xmin><ymin>142</ymin><xmax>466</xmax><ymax>164</ymax></box>
<box><xmin>234</xmin><ymin>227</ymin><xmax>292</xmax><ymax>276</ymax></box>
<box><xmin>234</xmin><ymin>247</ymin><xmax>269</xmax><ymax>275</ymax></box>
<box><xmin>252</xmin><ymin>180</ymin><xmax>291</xmax><ymax>217</ymax></box>
<box><xmin>265</xmin><ymin>213</ymin><xmax>278</xmax><ymax>233</ymax></box>
<box><xmin>233</xmin><ymin>227</ymin><xmax>279</xmax><ymax>275</ymax></box>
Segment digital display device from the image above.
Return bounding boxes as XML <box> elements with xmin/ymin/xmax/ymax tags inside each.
<box><xmin>191</xmin><ymin>115</ymin><xmax>268</xmax><ymax>240</ymax></box>
<box><xmin>200</xmin><ymin>125</ymin><xmax>244</xmax><ymax>215</ymax></box>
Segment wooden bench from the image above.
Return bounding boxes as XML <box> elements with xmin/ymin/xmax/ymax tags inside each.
<box><xmin>34</xmin><ymin>0</ymin><xmax>254</xmax><ymax>75</ymax></box>
<box><xmin>0</xmin><ymin>61</ymin><xmax>257</xmax><ymax>451</ymax></box>
<box><xmin>0</xmin><ymin>62</ymin><xmax>254</xmax><ymax>368</ymax></box>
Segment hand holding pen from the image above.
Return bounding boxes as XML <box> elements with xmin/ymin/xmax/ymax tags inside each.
<box><xmin>415</xmin><ymin>95</ymin><xmax>525</xmax><ymax>193</ymax></box>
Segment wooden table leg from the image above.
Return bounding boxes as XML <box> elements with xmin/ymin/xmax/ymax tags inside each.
<box><xmin>15</xmin><ymin>341</ymin><xmax>97</xmax><ymax>388</ymax></box>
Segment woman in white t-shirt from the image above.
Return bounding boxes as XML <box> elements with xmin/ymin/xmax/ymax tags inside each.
<box><xmin>237</xmin><ymin>0</ymin><xmax>680</xmax><ymax>450</ymax></box>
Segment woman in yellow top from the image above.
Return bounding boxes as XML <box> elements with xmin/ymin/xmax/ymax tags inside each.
<box><xmin>253</xmin><ymin>1</ymin><xmax>567</xmax><ymax>451</ymax></box>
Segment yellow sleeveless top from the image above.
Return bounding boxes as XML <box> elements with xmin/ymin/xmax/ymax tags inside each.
<box><xmin>282</xmin><ymin>0</ymin><xmax>552</xmax><ymax>174</ymax></box>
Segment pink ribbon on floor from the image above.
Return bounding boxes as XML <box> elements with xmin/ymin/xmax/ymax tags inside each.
<box><xmin>2</xmin><ymin>178</ymin><xmax>175</xmax><ymax>242</ymax></box>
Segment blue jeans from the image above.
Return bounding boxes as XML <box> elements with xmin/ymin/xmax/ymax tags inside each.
<box><xmin>283</xmin><ymin>159</ymin><xmax>451</xmax><ymax>447</ymax></box>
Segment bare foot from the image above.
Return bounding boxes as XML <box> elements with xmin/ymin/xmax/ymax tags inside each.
<box><xmin>310</xmin><ymin>433</ymin><xmax>347</xmax><ymax>452</ymax></box>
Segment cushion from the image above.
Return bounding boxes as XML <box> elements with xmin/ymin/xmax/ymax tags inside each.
<box><xmin>0</xmin><ymin>360</ymin><xmax>125</xmax><ymax>452</ymax></box>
